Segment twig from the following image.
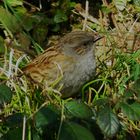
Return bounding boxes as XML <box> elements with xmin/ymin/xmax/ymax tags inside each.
<box><xmin>23</xmin><ymin>1</ymin><xmax>40</xmax><ymax>11</ymax></box>
<box><xmin>72</xmin><ymin>10</ymin><xmax>100</xmax><ymax>25</ymax></box>
<box><xmin>15</xmin><ymin>54</ymin><xmax>27</xmax><ymax>75</ymax></box>
<box><xmin>8</xmin><ymin>48</ymin><xmax>14</xmax><ymax>78</ymax></box>
<box><xmin>83</xmin><ymin>0</ymin><xmax>89</xmax><ymax>31</ymax></box>
<box><xmin>22</xmin><ymin>116</ymin><xmax>26</xmax><ymax>140</ymax></box>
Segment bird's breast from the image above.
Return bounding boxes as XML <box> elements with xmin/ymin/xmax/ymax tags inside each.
<box><xmin>61</xmin><ymin>50</ymin><xmax>96</xmax><ymax>97</ymax></box>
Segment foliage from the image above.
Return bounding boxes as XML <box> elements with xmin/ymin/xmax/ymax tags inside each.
<box><xmin>0</xmin><ymin>0</ymin><xmax>140</xmax><ymax>140</ymax></box>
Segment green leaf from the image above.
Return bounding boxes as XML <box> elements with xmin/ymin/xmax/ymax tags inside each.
<box><xmin>101</xmin><ymin>6</ymin><xmax>112</xmax><ymax>14</ymax></box>
<box><xmin>65</xmin><ymin>100</ymin><xmax>93</xmax><ymax>119</ymax></box>
<box><xmin>59</xmin><ymin>122</ymin><xmax>95</xmax><ymax>140</ymax></box>
<box><xmin>0</xmin><ymin>7</ymin><xmax>21</xmax><ymax>34</ymax></box>
<box><xmin>32</xmin><ymin>23</ymin><xmax>48</xmax><ymax>45</ymax></box>
<box><xmin>5</xmin><ymin>0</ymin><xmax>23</xmax><ymax>6</ymax></box>
<box><xmin>32</xmin><ymin>130</ymin><xmax>42</xmax><ymax>140</ymax></box>
<box><xmin>0</xmin><ymin>84</ymin><xmax>13</xmax><ymax>105</ymax></box>
<box><xmin>21</xmin><ymin>15</ymin><xmax>40</xmax><ymax>31</ymax></box>
<box><xmin>14</xmin><ymin>6</ymin><xmax>27</xmax><ymax>15</ymax></box>
<box><xmin>51</xmin><ymin>24</ymin><xmax>60</xmax><ymax>32</ymax></box>
<box><xmin>5</xmin><ymin>113</ymin><xmax>24</xmax><ymax>128</ymax></box>
<box><xmin>114</xmin><ymin>0</ymin><xmax>127</xmax><ymax>11</ymax></box>
<box><xmin>133</xmin><ymin>0</ymin><xmax>140</xmax><ymax>7</ymax></box>
<box><xmin>69</xmin><ymin>2</ymin><xmax>76</xmax><ymax>8</ymax></box>
<box><xmin>35</xmin><ymin>105</ymin><xmax>59</xmax><ymax>128</ymax></box>
<box><xmin>93</xmin><ymin>98</ymin><xmax>109</xmax><ymax>107</ymax></box>
<box><xmin>1</xmin><ymin>127</ymin><xmax>22</xmax><ymax>140</ymax></box>
<box><xmin>120</xmin><ymin>102</ymin><xmax>140</xmax><ymax>121</ymax></box>
<box><xmin>124</xmin><ymin>89</ymin><xmax>134</xmax><ymax>98</ymax></box>
<box><xmin>54</xmin><ymin>10</ymin><xmax>68</xmax><ymax>23</ymax></box>
<box><xmin>97</xmin><ymin>106</ymin><xmax>120</xmax><ymax>137</ymax></box>
<box><xmin>132</xmin><ymin>78</ymin><xmax>140</xmax><ymax>98</ymax></box>
<box><xmin>0</xmin><ymin>36</ymin><xmax>5</xmax><ymax>54</ymax></box>
<box><xmin>133</xmin><ymin>64</ymin><xmax>140</xmax><ymax>81</ymax></box>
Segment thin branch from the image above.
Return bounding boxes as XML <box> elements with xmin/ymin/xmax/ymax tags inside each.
<box><xmin>83</xmin><ymin>0</ymin><xmax>89</xmax><ymax>31</ymax></box>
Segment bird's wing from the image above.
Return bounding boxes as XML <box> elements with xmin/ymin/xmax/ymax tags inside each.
<box><xmin>23</xmin><ymin>47</ymin><xmax>75</xmax><ymax>86</ymax></box>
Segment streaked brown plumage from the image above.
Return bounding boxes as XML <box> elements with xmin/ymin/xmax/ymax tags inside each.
<box><xmin>23</xmin><ymin>31</ymin><xmax>100</xmax><ymax>98</ymax></box>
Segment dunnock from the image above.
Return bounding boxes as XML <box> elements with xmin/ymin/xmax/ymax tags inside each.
<box><xmin>23</xmin><ymin>31</ymin><xmax>101</xmax><ymax>98</ymax></box>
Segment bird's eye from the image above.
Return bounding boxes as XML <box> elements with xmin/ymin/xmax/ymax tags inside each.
<box><xmin>83</xmin><ymin>42</ymin><xmax>88</xmax><ymax>46</ymax></box>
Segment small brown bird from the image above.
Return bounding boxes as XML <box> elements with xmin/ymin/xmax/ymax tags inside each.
<box><xmin>23</xmin><ymin>31</ymin><xmax>101</xmax><ymax>98</ymax></box>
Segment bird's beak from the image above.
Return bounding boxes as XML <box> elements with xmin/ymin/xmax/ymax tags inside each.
<box><xmin>93</xmin><ymin>35</ymin><xmax>104</xmax><ymax>43</ymax></box>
